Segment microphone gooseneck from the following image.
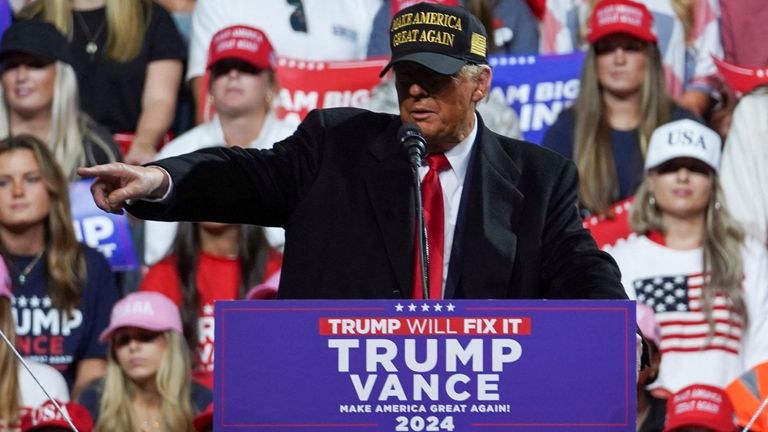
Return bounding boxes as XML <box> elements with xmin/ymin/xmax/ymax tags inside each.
<box><xmin>399</xmin><ymin>123</ymin><xmax>430</xmax><ymax>299</ymax></box>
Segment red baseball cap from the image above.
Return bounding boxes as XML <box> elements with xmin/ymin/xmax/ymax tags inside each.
<box><xmin>664</xmin><ymin>384</ymin><xmax>737</xmax><ymax>432</ymax></box>
<box><xmin>20</xmin><ymin>400</ymin><xmax>93</xmax><ymax>432</ymax></box>
<box><xmin>207</xmin><ymin>25</ymin><xmax>275</xmax><ymax>70</ymax></box>
<box><xmin>586</xmin><ymin>0</ymin><xmax>657</xmax><ymax>44</ymax></box>
<box><xmin>714</xmin><ymin>56</ymin><xmax>768</xmax><ymax>96</ymax></box>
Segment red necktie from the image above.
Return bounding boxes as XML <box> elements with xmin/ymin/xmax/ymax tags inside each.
<box><xmin>413</xmin><ymin>153</ymin><xmax>450</xmax><ymax>300</ymax></box>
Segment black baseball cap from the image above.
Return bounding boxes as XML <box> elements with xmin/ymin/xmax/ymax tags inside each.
<box><xmin>379</xmin><ymin>2</ymin><xmax>488</xmax><ymax>77</ymax></box>
<box><xmin>0</xmin><ymin>20</ymin><xmax>72</xmax><ymax>65</ymax></box>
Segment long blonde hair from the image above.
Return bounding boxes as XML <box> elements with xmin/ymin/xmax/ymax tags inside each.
<box><xmin>630</xmin><ymin>174</ymin><xmax>747</xmax><ymax>330</ymax></box>
<box><xmin>95</xmin><ymin>331</ymin><xmax>194</xmax><ymax>432</ymax></box>
<box><xmin>0</xmin><ymin>298</ymin><xmax>20</xmax><ymax>425</ymax></box>
<box><xmin>573</xmin><ymin>43</ymin><xmax>672</xmax><ymax>214</ymax></box>
<box><xmin>0</xmin><ymin>136</ymin><xmax>86</xmax><ymax>312</ymax></box>
<box><xmin>19</xmin><ymin>0</ymin><xmax>150</xmax><ymax>62</ymax></box>
<box><xmin>0</xmin><ymin>62</ymin><xmax>118</xmax><ymax>179</ymax></box>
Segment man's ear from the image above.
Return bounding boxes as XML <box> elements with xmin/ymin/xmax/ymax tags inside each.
<box><xmin>471</xmin><ymin>66</ymin><xmax>492</xmax><ymax>103</ymax></box>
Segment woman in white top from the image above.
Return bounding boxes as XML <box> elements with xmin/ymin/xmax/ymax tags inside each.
<box><xmin>144</xmin><ymin>25</ymin><xmax>297</xmax><ymax>265</ymax></box>
<box><xmin>606</xmin><ymin>119</ymin><xmax>768</xmax><ymax>397</ymax></box>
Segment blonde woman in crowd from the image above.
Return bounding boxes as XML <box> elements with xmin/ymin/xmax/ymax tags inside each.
<box><xmin>78</xmin><ymin>291</ymin><xmax>211</xmax><ymax>432</ymax></box>
<box><xmin>542</xmin><ymin>0</ymin><xmax>698</xmax><ymax>215</ymax></box>
<box><xmin>0</xmin><ymin>21</ymin><xmax>120</xmax><ymax>180</ymax></box>
<box><xmin>20</xmin><ymin>0</ymin><xmax>185</xmax><ymax>165</ymax></box>
<box><xmin>606</xmin><ymin>119</ymin><xmax>768</xmax><ymax>397</ymax></box>
<box><xmin>0</xmin><ymin>135</ymin><xmax>120</xmax><ymax>399</ymax></box>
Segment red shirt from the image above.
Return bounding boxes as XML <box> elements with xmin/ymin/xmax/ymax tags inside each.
<box><xmin>140</xmin><ymin>250</ymin><xmax>281</xmax><ymax>388</ymax></box>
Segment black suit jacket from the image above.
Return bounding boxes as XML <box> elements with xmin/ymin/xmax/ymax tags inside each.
<box><xmin>129</xmin><ymin>108</ymin><xmax>626</xmax><ymax>300</ymax></box>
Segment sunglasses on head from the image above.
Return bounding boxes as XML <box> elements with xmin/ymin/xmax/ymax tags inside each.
<box><xmin>287</xmin><ymin>0</ymin><xmax>308</xmax><ymax>33</ymax></box>
<box><xmin>209</xmin><ymin>59</ymin><xmax>264</xmax><ymax>78</ymax></box>
<box><xmin>113</xmin><ymin>329</ymin><xmax>162</xmax><ymax>348</ymax></box>
<box><xmin>594</xmin><ymin>38</ymin><xmax>648</xmax><ymax>56</ymax></box>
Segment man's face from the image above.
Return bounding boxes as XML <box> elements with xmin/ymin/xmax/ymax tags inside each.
<box><xmin>394</xmin><ymin>62</ymin><xmax>489</xmax><ymax>153</ymax></box>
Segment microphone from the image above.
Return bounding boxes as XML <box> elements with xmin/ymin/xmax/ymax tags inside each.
<box><xmin>399</xmin><ymin>123</ymin><xmax>426</xmax><ymax>170</ymax></box>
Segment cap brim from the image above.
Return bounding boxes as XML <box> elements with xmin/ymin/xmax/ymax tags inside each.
<box><xmin>588</xmin><ymin>28</ymin><xmax>657</xmax><ymax>44</ymax></box>
<box><xmin>379</xmin><ymin>52</ymin><xmax>467</xmax><ymax>77</ymax></box>
<box><xmin>98</xmin><ymin>323</ymin><xmax>174</xmax><ymax>343</ymax></box>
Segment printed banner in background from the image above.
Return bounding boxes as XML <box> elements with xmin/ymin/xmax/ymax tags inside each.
<box><xmin>215</xmin><ymin>299</ymin><xmax>635</xmax><ymax>431</ymax></box>
<box><xmin>489</xmin><ymin>52</ymin><xmax>585</xmax><ymax>144</ymax></box>
<box><xmin>69</xmin><ymin>180</ymin><xmax>137</xmax><ymax>272</ymax></box>
<box><xmin>273</xmin><ymin>57</ymin><xmax>389</xmax><ymax>124</ymax></box>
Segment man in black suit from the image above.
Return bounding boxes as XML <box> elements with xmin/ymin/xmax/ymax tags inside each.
<box><xmin>78</xmin><ymin>3</ymin><xmax>626</xmax><ymax>302</ymax></box>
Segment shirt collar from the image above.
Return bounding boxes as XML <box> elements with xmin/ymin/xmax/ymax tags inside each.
<box><xmin>442</xmin><ymin>113</ymin><xmax>478</xmax><ymax>184</ymax></box>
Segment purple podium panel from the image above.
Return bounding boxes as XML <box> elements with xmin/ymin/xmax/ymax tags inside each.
<box><xmin>215</xmin><ymin>300</ymin><xmax>636</xmax><ymax>431</ymax></box>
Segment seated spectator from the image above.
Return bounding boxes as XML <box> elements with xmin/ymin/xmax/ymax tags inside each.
<box><xmin>542</xmin><ymin>0</ymin><xmax>699</xmax><ymax>216</ymax></box>
<box><xmin>0</xmin><ymin>21</ymin><xmax>120</xmax><ymax>180</ymax></box>
<box><xmin>719</xmin><ymin>83</ymin><xmax>768</xmax><ymax>246</ymax></box>
<box><xmin>542</xmin><ymin>0</ymin><xmax>723</xmax><ymax>120</ymax></box>
<box><xmin>664</xmin><ymin>384</ymin><xmax>738</xmax><ymax>432</ymax></box>
<box><xmin>78</xmin><ymin>291</ymin><xmax>211</xmax><ymax>431</ymax></box>
<box><xmin>140</xmin><ymin>221</ymin><xmax>279</xmax><ymax>389</ymax></box>
<box><xmin>143</xmin><ymin>25</ymin><xmax>296</xmax><ymax>265</ymax></box>
<box><xmin>605</xmin><ymin>119</ymin><xmax>768</xmax><ymax>396</ymax></box>
<box><xmin>1</xmin><ymin>259</ymin><xmax>69</xmax><ymax>429</ymax></box>
<box><xmin>0</xmin><ymin>135</ymin><xmax>120</xmax><ymax>398</ymax></box>
<box><xmin>19</xmin><ymin>400</ymin><xmax>93</xmax><ymax>432</ymax></box>
<box><xmin>186</xmin><ymin>0</ymin><xmax>380</xmax><ymax>122</ymax></box>
<box><xmin>19</xmin><ymin>0</ymin><xmax>186</xmax><ymax>165</ymax></box>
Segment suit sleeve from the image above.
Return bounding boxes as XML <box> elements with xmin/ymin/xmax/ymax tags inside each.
<box><xmin>127</xmin><ymin>109</ymin><xmax>326</xmax><ymax>226</ymax></box>
<box><xmin>539</xmin><ymin>159</ymin><xmax>627</xmax><ymax>299</ymax></box>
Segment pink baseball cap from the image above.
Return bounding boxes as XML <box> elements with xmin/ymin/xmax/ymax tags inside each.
<box><xmin>99</xmin><ymin>292</ymin><xmax>183</xmax><ymax>343</ymax></box>
<box><xmin>20</xmin><ymin>400</ymin><xmax>94</xmax><ymax>432</ymax></box>
<box><xmin>586</xmin><ymin>0</ymin><xmax>657</xmax><ymax>44</ymax></box>
<box><xmin>0</xmin><ymin>258</ymin><xmax>11</xmax><ymax>300</ymax></box>
<box><xmin>207</xmin><ymin>25</ymin><xmax>275</xmax><ymax>70</ymax></box>
<box><xmin>636</xmin><ymin>303</ymin><xmax>661</xmax><ymax>348</ymax></box>
<box><xmin>664</xmin><ymin>384</ymin><xmax>737</xmax><ymax>432</ymax></box>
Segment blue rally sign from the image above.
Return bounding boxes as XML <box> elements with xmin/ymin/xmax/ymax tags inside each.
<box><xmin>69</xmin><ymin>179</ymin><xmax>138</xmax><ymax>271</ymax></box>
<box><xmin>489</xmin><ymin>52</ymin><xmax>585</xmax><ymax>145</ymax></box>
<box><xmin>215</xmin><ymin>299</ymin><xmax>636</xmax><ymax>431</ymax></box>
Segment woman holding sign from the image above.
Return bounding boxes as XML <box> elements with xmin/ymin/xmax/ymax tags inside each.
<box><xmin>0</xmin><ymin>135</ymin><xmax>120</xmax><ymax>399</ymax></box>
<box><xmin>605</xmin><ymin>119</ymin><xmax>768</xmax><ymax>397</ymax></box>
<box><xmin>77</xmin><ymin>291</ymin><xmax>211</xmax><ymax>432</ymax></box>
<box><xmin>542</xmin><ymin>0</ymin><xmax>698</xmax><ymax>216</ymax></box>
<box><xmin>0</xmin><ymin>21</ymin><xmax>121</xmax><ymax>181</ymax></box>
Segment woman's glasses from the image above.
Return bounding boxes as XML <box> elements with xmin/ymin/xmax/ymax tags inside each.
<box><xmin>113</xmin><ymin>329</ymin><xmax>161</xmax><ymax>348</ymax></box>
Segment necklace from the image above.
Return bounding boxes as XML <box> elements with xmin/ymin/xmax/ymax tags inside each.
<box><xmin>73</xmin><ymin>10</ymin><xmax>107</xmax><ymax>60</ymax></box>
<box><xmin>15</xmin><ymin>252</ymin><xmax>44</xmax><ymax>285</ymax></box>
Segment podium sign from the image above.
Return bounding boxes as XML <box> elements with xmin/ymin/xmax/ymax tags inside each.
<box><xmin>215</xmin><ymin>300</ymin><xmax>636</xmax><ymax>431</ymax></box>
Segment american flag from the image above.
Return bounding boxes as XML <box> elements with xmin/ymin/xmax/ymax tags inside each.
<box><xmin>633</xmin><ymin>273</ymin><xmax>743</xmax><ymax>355</ymax></box>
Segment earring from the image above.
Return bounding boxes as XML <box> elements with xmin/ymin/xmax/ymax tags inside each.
<box><xmin>648</xmin><ymin>195</ymin><xmax>656</xmax><ymax>206</ymax></box>
<box><xmin>714</xmin><ymin>201</ymin><xmax>722</xmax><ymax>210</ymax></box>
<box><xmin>265</xmin><ymin>91</ymin><xmax>274</xmax><ymax>106</ymax></box>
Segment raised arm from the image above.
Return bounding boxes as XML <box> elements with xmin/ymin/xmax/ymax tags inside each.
<box><xmin>76</xmin><ymin>164</ymin><xmax>170</xmax><ymax>214</ymax></box>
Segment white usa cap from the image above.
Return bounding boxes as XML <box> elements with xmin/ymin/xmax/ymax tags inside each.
<box><xmin>645</xmin><ymin>119</ymin><xmax>722</xmax><ymax>173</ymax></box>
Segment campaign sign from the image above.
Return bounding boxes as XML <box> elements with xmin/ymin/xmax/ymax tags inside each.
<box><xmin>69</xmin><ymin>180</ymin><xmax>138</xmax><ymax>271</ymax></box>
<box><xmin>273</xmin><ymin>57</ymin><xmax>388</xmax><ymax>124</ymax></box>
<box><xmin>215</xmin><ymin>299</ymin><xmax>635</xmax><ymax>431</ymax></box>
<box><xmin>489</xmin><ymin>52</ymin><xmax>585</xmax><ymax>144</ymax></box>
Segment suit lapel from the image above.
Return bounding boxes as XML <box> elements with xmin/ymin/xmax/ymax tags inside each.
<box><xmin>365</xmin><ymin>119</ymin><xmax>413</xmax><ymax>297</ymax></box>
<box><xmin>451</xmin><ymin>123</ymin><xmax>524</xmax><ymax>298</ymax></box>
